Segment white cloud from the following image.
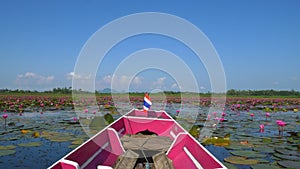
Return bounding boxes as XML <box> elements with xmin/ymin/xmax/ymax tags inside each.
<box><xmin>66</xmin><ymin>72</ymin><xmax>91</xmax><ymax>80</ymax></box>
<box><xmin>153</xmin><ymin>77</ymin><xmax>166</xmax><ymax>89</ymax></box>
<box><xmin>200</xmin><ymin>86</ymin><xmax>206</xmax><ymax>90</ymax></box>
<box><xmin>273</xmin><ymin>81</ymin><xmax>279</xmax><ymax>85</ymax></box>
<box><xmin>100</xmin><ymin>75</ymin><xmax>143</xmax><ymax>91</ymax></box>
<box><xmin>16</xmin><ymin>72</ymin><xmax>54</xmax><ymax>85</ymax></box>
<box><xmin>171</xmin><ymin>83</ymin><xmax>178</xmax><ymax>89</ymax></box>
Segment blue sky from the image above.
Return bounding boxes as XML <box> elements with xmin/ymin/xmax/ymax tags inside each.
<box><xmin>0</xmin><ymin>0</ymin><xmax>299</xmax><ymax>92</ymax></box>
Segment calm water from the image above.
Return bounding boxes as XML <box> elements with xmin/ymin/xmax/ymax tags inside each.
<box><xmin>0</xmin><ymin>105</ymin><xmax>299</xmax><ymax>169</ymax></box>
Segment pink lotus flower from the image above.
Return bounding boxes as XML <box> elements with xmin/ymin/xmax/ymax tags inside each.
<box><xmin>84</xmin><ymin>109</ymin><xmax>88</xmax><ymax>113</ymax></box>
<box><xmin>265</xmin><ymin>112</ymin><xmax>271</xmax><ymax>121</ymax></box>
<box><xmin>250</xmin><ymin>113</ymin><xmax>254</xmax><ymax>120</ymax></box>
<box><xmin>276</xmin><ymin>120</ymin><xmax>286</xmax><ymax>134</ymax></box>
<box><xmin>213</xmin><ymin>112</ymin><xmax>217</xmax><ymax>117</ymax></box>
<box><xmin>220</xmin><ymin>117</ymin><xmax>224</xmax><ymax>122</ymax></box>
<box><xmin>73</xmin><ymin>117</ymin><xmax>78</xmax><ymax>122</ymax></box>
<box><xmin>221</xmin><ymin>112</ymin><xmax>226</xmax><ymax>117</ymax></box>
<box><xmin>276</xmin><ymin>120</ymin><xmax>286</xmax><ymax>127</ymax></box>
<box><xmin>2</xmin><ymin>114</ymin><xmax>8</xmax><ymax>119</ymax></box>
<box><xmin>259</xmin><ymin>124</ymin><xmax>265</xmax><ymax>132</ymax></box>
<box><xmin>2</xmin><ymin>114</ymin><xmax>8</xmax><ymax>129</ymax></box>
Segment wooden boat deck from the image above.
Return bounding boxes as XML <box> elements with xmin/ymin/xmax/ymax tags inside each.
<box><xmin>121</xmin><ymin>134</ymin><xmax>173</xmax><ymax>151</ymax></box>
<box><xmin>116</xmin><ymin>133</ymin><xmax>174</xmax><ymax>169</ymax></box>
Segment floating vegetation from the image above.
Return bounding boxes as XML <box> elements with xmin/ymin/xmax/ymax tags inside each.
<box><xmin>273</xmin><ymin>153</ymin><xmax>300</xmax><ymax>161</ymax></box>
<box><xmin>18</xmin><ymin>142</ymin><xmax>42</xmax><ymax>147</ymax></box>
<box><xmin>230</xmin><ymin>150</ymin><xmax>266</xmax><ymax>158</ymax></box>
<box><xmin>71</xmin><ymin>138</ymin><xmax>84</xmax><ymax>145</ymax></box>
<box><xmin>224</xmin><ymin>156</ymin><xmax>259</xmax><ymax>165</ymax></box>
<box><xmin>68</xmin><ymin>144</ymin><xmax>79</xmax><ymax>149</ymax></box>
<box><xmin>41</xmin><ymin>131</ymin><xmax>74</xmax><ymax>142</ymax></box>
<box><xmin>104</xmin><ymin>113</ymin><xmax>114</xmax><ymax>124</ymax></box>
<box><xmin>0</xmin><ymin>145</ymin><xmax>16</xmax><ymax>150</ymax></box>
<box><xmin>277</xmin><ymin>160</ymin><xmax>300</xmax><ymax>168</ymax></box>
<box><xmin>0</xmin><ymin>150</ymin><xmax>16</xmax><ymax>157</ymax></box>
<box><xmin>203</xmin><ymin>134</ymin><xmax>230</xmax><ymax>146</ymax></box>
<box><xmin>250</xmin><ymin>163</ymin><xmax>281</xmax><ymax>169</ymax></box>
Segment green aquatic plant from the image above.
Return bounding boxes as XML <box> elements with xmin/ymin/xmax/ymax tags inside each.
<box><xmin>18</xmin><ymin>142</ymin><xmax>42</xmax><ymax>147</ymax></box>
<box><xmin>224</xmin><ymin>156</ymin><xmax>258</xmax><ymax>165</ymax></box>
<box><xmin>104</xmin><ymin>113</ymin><xmax>114</xmax><ymax>124</ymax></box>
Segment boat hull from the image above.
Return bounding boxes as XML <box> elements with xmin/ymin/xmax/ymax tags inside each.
<box><xmin>48</xmin><ymin>109</ymin><xmax>226</xmax><ymax>169</ymax></box>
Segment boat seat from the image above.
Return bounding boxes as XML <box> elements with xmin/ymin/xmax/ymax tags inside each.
<box><xmin>114</xmin><ymin>150</ymin><xmax>139</xmax><ymax>169</ymax></box>
<box><xmin>153</xmin><ymin>152</ymin><xmax>174</xmax><ymax>169</ymax></box>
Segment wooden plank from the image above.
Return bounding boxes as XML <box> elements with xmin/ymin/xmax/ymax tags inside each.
<box><xmin>153</xmin><ymin>152</ymin><xmax>174</xmax><ymax>169</ymax></box>
<box><xmin>121</xmin><ymin>134</ymin><xmax>172</xmax><ymax>151</ymax></box>
<box><xmin>114</xmin><ymin>150</ymin><xmax>139</xmax><ymax>169</ymax></box>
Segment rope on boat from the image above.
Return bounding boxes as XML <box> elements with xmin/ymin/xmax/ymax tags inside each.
<box><xmin>141</xmin><ymin>138</ymin><xmax>150</xmax><ymax>168</ymax></box>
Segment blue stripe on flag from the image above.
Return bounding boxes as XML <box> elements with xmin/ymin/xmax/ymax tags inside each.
<box><xmin>144</xmin><ymin>100</ymin><xmax>151</xmax><ymax>108</ymax></box>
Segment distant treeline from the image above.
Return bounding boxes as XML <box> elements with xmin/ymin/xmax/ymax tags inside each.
<box><xmin>226</xmin><ymin>89</ymin><xmax>300</xmax><ymax>97</ymax></box>
<box><xmin>0</xmin><ymin>88</ymin><xmax>299</xmax><ymax>97</ymax></box>
<box><xmin>0</xmin><ymin>87</ymin><xmax>73</xmax><ymax>94</ymax></box>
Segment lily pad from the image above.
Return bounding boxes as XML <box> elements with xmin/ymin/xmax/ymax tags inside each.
<box><xmin>273</xmin><ymin>153</ymin><xmax>300</xmax><ymax>161</ymax></box>
<box><xmin>0</xmin><ymin>150</ymin><xmax>16</xmax><ymax>156</ymax></box>
<box><xmin>224</xmin><ymin>156</ymin><xmax>259</xmax><ymax>165</ymax></box>
<box><xmin>18</xmin><ymin>142</ymin><xmax>42</xmax><ymax>147</ymax></box>
<box><xmin>49</xmin><ymin>136</ymin><xmax>73</xmax><ymax>142</ymax></box>
<box><xmin>230</xmin><ymin>150</ymin><xmax>267</xmax><ymax>158</ymax></box>
<box><xmin>255</xmin><ymin>158</ymin><xmax>269</xmax><ymax>163</ymax></box>
<box><xmin>41</xmin><ymin>131</ymin><xmax>74</xmax><ymax>142</ymax></box>
<box><xmin>224</xmin><ymin>142</ymin><xmax>251</xmax><ymax>150</ymax></box>
<box><xmin>277</xmin><ymin>160</ymin><xmax>300</xmax><ymax>168</ymax></box>
<box><xmin>8</xmin><ymin>137</ymin><xmax>19</xmax><ymax>141</ymax></box>
<box><xmin>275</xmin><ymin>148</ymin><xmax>300</xmax><ymax>156</ymax></box>
<box><xmin>71</xmin><ymin>138</ymin><xmax>84</xmax><ymax>145</ymax></box>
<box><xmin>262</xmin><ymin>137</ymin><xmax>272</xmax><ymax>143</ymax></box>
<box><xmin>104</xmin><ymin>113</ymin><xmax>114</xmax><ymax>124</ymax></box>
<box><xmin>223</xmin><ymin>162</ymin><xmax>238</xmax><ymax>169</ymax></box>
<box><xmin>89</xmin><ymin>117</ymin><xmax>107</xmax><ymax>131</ymax></box>
<box><xmin>0</xmin><ymin>145</ymin><xmax>16</xmax><ymax>150</ymax></box>
<box><xmin>68</xmin><ymin>144</ymin><xmax>79</xmax><ymax>149</ymax></box>
<box><xmin>251</xmin><ymin>164</ymin><xmax>282</xmax><ymax>169</ymax></box>
<box><xmin>202</xmin><ymin>136</ymin><xmax>230</xmax><ymax>146</ymax></box>
<box><xmin>253</xmin><ymin>147</ymin><xmax>274</xmax><ymax>154</ymax></box>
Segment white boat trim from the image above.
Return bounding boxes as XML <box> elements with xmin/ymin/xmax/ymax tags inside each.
<box><xmin>117</xmin><ymin>127</ymin><xmax>125</xmax><ymax>136</ymax></box>
<box><xmin>107</xmin><ymin>128</ymin><xmax>126</xmax><ymax>153</ymax></box>
<box><xmin>169</xmin><ymin>130</ymin><xmax>176</xmax><ymax>139</ymax></box>
<box><xmin>125</xmin><ymin>115</ymin><xmax>174</xmax><ymax>122</ymax></box>
<box><xmin>59</xmin><ymin>159</ymin><xmax>79</xmax><ymax>169</ymax></box>
<box><xmin>166</xmin><ymin>132</ymin><xmax>187</xmax><ymax>155</ymax></box>
<box><xmin>81</xmin><ymin>142</ymin><xmax>109</xmax><ymax>169</ymax></box>
<box><xmin>183</xmin><ymin>147</ymin><xmax>203</xmax><ymax>169</ymax></box>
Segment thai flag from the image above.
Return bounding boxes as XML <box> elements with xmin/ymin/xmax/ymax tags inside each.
<box><xmin>143</xmin><ymin>93</ymin><xmax>152</xmax><ymax>111</ymax></box>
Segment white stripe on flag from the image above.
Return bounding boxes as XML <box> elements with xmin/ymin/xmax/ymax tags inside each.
<box><xmin>144</xmin><ymin>97</ymin><xmax>152</xmax><ymax>105</ymax></box>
